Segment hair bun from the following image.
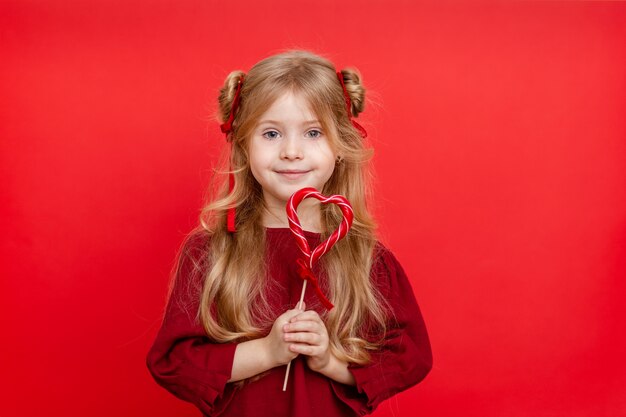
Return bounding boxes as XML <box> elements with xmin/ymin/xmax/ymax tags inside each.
<box><xmin>338</xmin><ymin>68</ymin><xmax>365</xmax><ymax>117</ymax></box>
<box><xmin>218</xmin><ymin>70</ymin><xmax>246</xmax><ymax>125</ymax></box>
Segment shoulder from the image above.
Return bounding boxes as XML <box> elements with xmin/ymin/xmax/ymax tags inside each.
<box><xmin>169</xmin><ymin>228</ymin><xmax>213</xmax><ymax>300</ymax></box>
<box><xmin>371</xmin><ymin>242</ymin><xmax>406</xmax><ymax>277</ymax></box>
<box><xmin>174</xmin><ymin>227</ymin><xmax>213</xmax><ymax>273</ymax></box>
<box><xmin>369</xmin><ymin>242</ymin><xmax>412</xmax><ymax>298</ymax></box>
<box><xmin>179</xmin><ymin>227</ymin><xmax>212</xmax><ymax>259</ymax></box>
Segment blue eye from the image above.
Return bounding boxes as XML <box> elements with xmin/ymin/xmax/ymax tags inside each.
<box><xmin>307</xmin><ymin>129</ymin><xmax>322</xmax><ymax>138</ymax></box>
<box><xmin>262</xmin><ymin>130</ymin><xmax>279</xmax><ymax>140</ymax></box>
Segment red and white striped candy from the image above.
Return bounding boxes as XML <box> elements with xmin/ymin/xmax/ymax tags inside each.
<box><xmin>282</xmin><ymin>187</ymin><xmax>354</xmax><ymax>391</ymax></box>
<box><xmin>287</xmin><ymin>187</ymin><xmax>354</xmax><ymax>270</ymax></box>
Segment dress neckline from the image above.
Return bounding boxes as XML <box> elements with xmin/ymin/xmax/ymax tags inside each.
<box><xmin>265</xmin><ymin>227</ymin><xmax>321</xmax><ymax>237</ymax></box>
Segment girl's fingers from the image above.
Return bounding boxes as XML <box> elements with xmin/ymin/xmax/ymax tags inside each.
<box><xmin>284</xmin><ymin>331</ymin><xmax>322</xmax><ymax>345</ymax></box>
<box><xmin>284</xmin><ymin>320</ymin><xmax>320</xmax><ymax>333</ymax></box>
<box><xmin>289</xmin><ymin>343</ymin><xmax>318</xmax><ymax>356</ymax></box>
<box><xmin>281</xmin><ymin>308</ymin><xmax>306</xmax><ymax>325</ymax></box>
<box><xmin>289</xmin><ymin>310</ymin><xmax>322</xmax><ymax>323</ymax></box>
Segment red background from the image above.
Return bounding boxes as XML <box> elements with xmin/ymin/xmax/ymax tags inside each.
<box><xmin>1</xmin><ymin>1</ymin><xmax>625</xmax><ymax>416</ymax></box>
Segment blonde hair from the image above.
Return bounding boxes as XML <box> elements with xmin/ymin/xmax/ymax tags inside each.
<box><xmin>192</xmin><ymin>50</ymin><xmax>389</xmax><ymax>368</ymax></box>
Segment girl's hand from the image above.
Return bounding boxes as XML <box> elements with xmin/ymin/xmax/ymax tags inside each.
<box><xmin>283</xmin><ymin>309</ymin><xmax>331</xmax><ymax>373</ymax></box>
<box><xmin>264</xmin><ymin>305</ymin><xmax>306</xmax><ymax>367</ymax></box>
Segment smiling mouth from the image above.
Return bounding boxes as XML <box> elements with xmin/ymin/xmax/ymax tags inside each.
<box><xmin>275</xmin><ymin>170</ymin><xmax>310</xmax><ymax>180</ymax></box>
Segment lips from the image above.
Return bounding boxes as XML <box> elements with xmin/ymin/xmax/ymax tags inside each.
<box><xmin>275</xmin><ymin>169</ymin><xmax>310</xmax><ymax>180</ymax></box>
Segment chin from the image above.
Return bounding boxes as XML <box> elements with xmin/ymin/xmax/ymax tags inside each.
<box><xmin>287</xmin><ymin>184</ymin><xmax>319</xmax><ymax>196</ymax></box>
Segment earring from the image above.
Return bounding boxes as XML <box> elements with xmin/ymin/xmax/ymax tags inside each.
<box><xmin>336</xmin><ymin>155</ymin><xmax>344</xmax><ymax>165</ymax></box>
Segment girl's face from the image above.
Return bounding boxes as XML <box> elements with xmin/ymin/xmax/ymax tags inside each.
<box><xmin>249</xmin><ymin>90</ymin><xmax>336</xmax><ymax>210</ymax></box>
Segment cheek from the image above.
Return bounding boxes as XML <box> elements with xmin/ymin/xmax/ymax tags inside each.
<box><xmin>313</xmin><ymin>139</ymin><xmax>336</xmax><ymax>162</ymax></box>
<box><xmin>247</xmin><ymin>142</ymin><xmax>269</xmax><ymax>171</ymax></box>
<box><xmin>247</xmin><ymin>151</ymin><xmax>264</xmax><ymax>184</ymax></box>
<box><xmin>321</xmin><ymin>155</ymin><xmax>336</xmax><ymax>182</ymax></box>
<box><xmin>325</xmin><ymin>164</ymin><xmax>336</xmax><ymax>182</ymax></box>
<box><xmin>322</xmin><ymin>148</ymin><xmax>337</xmax><ymax>173</ymax></box>
<box><xmin>248</xmin><ymin>157</ymin><xmax>265</xmax><ymax>183</ymax></box>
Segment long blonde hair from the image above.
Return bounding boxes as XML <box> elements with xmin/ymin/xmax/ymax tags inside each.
<box><xmin>191</xmin><ymin>50</ymin><xmax>389</xmax><ymax>366</ymax></box>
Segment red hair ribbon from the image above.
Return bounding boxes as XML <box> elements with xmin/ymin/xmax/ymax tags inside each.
<box><xmin>220</xmin><ymin>76</ymin><xmax>244</xmax><ymax>137</ymax></box>
<box><xmin>296</xmin><ymin>258</ymin><xmax>333</xmax><ymax>310</ymax></box>
<box><xmin>219</xmin><ymin>75</ymin><xmax>245</xmax><ymax>232</ymax></box>
<box><xmin>336</xmin><ymin>71</ymin><xmax>368</xmax><ymax>138</ymax></box>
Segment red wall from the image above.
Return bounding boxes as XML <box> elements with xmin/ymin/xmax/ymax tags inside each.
<box><xmin>2</xmin><ymin>1</ymin><xmax>625</xmax><ymax>416</ymax></box>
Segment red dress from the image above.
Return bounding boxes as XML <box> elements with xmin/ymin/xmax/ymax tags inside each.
<box><xmin>146</xmin><ymin>228</ymin><xmax>432</xmax><ymax>416</ymax></box>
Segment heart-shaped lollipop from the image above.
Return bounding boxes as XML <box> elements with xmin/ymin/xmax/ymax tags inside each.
<box><xmin>283</xmin><ymin>187</ymin><xmax>354</xmax><ymax>391</ymax></box>
<box><xmin>286</xmin><ymin>187</ymin><xmax>354</xmax><ymax>310</ymax></box>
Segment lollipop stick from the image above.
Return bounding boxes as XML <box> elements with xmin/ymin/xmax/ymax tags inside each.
<box><xmin>282</xmin><ymin>188</ymin><xmax>353</xmax><ymax>391</ymax></box>
<box><xmin>282</xmin><ymin>280</ymin><xmax>308</xmax><ymax>391</ymax></box>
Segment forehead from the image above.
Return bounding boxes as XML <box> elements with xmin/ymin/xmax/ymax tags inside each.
<box><xmin>257</xmin><ymin>91</ymin><xmax>318</xmax><ymax>125</ymax></box>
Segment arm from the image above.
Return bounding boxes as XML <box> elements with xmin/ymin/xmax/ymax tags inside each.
<box><xmin>318</xmin><ymin>352</ymin><xmax>356</xmax><ymax>386</ymax></box>
<box><xmin>145</xmin><ymin>231</ymin><xmax>238</xmax><ymax>415</ymax></box>
<box><xmin>330</xmin><ymin>245</ymin><xmax>433</xmax><ymax>415</ymax></box>
<box><xmin>228</xmin><ymin>338</ymin><xmax>273</xmax><ymax>382</ymax></box>
<box><xmin>228</xmin><ymin>306</ymin><xmax>305</xmax><ymax>382</ymax></box>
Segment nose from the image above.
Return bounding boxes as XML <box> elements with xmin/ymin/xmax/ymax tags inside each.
<box><xmin>279</xmin><ymin>134</ymin><xmax>303</xmax><ymax>160</ymax></box>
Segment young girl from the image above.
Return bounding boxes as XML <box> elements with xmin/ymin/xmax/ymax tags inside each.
<box><xmin>146</xmin><ymin>50</ymin><xmax>432</xmax><ymax>416</ymax></box>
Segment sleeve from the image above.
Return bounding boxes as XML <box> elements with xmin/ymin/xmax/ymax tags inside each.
<box><xmin>145</xmin><ymin>230</ymin><xmax>239</xmax><ymax>416</ymax></box>
<box><xmin>330</xmin><ymin>245</ymin><xmax>433</xmax><ymax>415</ymax></box>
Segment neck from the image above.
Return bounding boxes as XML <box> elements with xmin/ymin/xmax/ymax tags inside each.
<box><xmin>262</xmin><ymin>199</ymin><xmax>323</xmax><ymax>232</ymax></box>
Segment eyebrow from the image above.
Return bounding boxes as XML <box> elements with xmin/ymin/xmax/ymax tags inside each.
<box><xmin>258</xmin><ymin>119</ymin><xmax>321</xmax><ymax>126</ymax></box>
